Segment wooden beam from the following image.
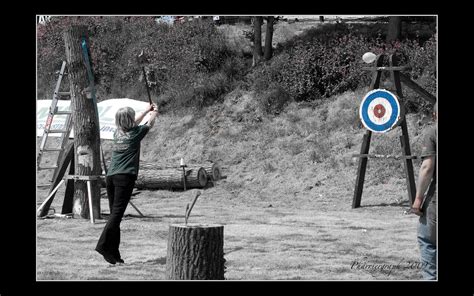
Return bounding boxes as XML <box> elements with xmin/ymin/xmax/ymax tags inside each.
<box><xmin>399</xmin><ymin>73</ymin><xmax>436</xmax><ymax>104</ymax></box>
<box><xmin>352</xmin><ymin>131</ymin><xmax>372</xmax><ymax>209</ymax></box>
<box><xmin>399</xmin><ymin>119</ymin><xmax>417</xmax><ymax>205</ymax></box>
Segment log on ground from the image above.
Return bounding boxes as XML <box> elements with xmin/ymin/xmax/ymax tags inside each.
<box><xmin>135</xmin><ymin>167</ymin><xmax>208</xmax><ymax>190</ymax></box>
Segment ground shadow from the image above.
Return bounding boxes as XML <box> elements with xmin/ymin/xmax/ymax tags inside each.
<box><xmin>142</xmin><ymin>257</ymin><xmax>167</xmax><ymax>265</ymax></box>
<box><xmin>358</xmin><ymin>201</ymin><xmax>410</xmax><ymax>208</ymax></box>
<box><xmin>224</xmin><ymin>246</ymin><xmax>244</xmax><ymax>255</ymax></box>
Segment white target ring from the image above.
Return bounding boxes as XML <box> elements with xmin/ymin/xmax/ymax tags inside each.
<box><xmin>359</xmin><ymin>89</ymin><xmax>403</xmax><ymax>133</ymax></box>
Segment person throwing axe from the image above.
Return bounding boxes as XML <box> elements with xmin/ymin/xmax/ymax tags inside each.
<box><xmin>95</xmin><ymin>102</ymin><xmax>158</xmax><ymax>264</ymax></box>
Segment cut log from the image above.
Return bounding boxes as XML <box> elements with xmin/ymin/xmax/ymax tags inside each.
<box><xmin>166</xmin><ymin>224</ymin><xmax>225</xmax><ymax>280</ymax></box>
<box><xmin>140</xmin><ymin>161</ymin><xmax>221</xmax><ymax>181</ymax></box>
<box><xmin>202</xmin><ymin>163</ymin><xmax>221</xmax><ymax>181</ymax></box>
<box><xmin>135</xmin><ymin>167</ymin><xmax>208</xmax><ymax>190</ymax></box>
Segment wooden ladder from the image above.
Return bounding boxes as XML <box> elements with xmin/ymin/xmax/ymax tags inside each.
<box><xmin>37</xmin><ymin>61</ymin><xmax>73</xmax><ymax>190</ymax></box>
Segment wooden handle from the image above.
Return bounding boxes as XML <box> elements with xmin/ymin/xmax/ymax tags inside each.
<box><xmin>185</xmin><ymin>191</ymin><xmax>201</xmax><ymax>225</ymax></box>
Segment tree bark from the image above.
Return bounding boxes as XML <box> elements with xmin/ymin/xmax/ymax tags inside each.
<box><xmin>264</xmin><ymin>16</ymin><xmax>274</xmax><ymax>61</ymax></box>
<box><xmin>63</xmin><ymin>25</ymin><xmax>101</xmax><ymax>219</ymax></box>
<box><xmin>140</xmin><ymin>161</ymin><xmax>221</xmax><ymax>181</ymax></box>
<box><xmin>166</xmin><ymin>224</ymin><xmax>225</xmax><ymax>280</ymax></box>
<box><xmin>252</xmin><ymin>16</ymin><xmax>263</xmax><ymax>67</ymax></box>
<box><xmin>386</xmin><ymin>16</ymin><xmax>402</xmax><ymax>42</ymax></box>
<box><xmin>135</xmin><ymin>167</ymin><xmax>208</xmax><ymax>190</ymax></box>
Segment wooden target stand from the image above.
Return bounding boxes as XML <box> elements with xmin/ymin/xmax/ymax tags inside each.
<box><xmin>352</xmin><ymin>52</ymin><xmax>436</xmax><ymax>208</ymax></box>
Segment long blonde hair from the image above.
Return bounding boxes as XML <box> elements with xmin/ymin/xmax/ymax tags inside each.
<box><xmin>115</xmin><ymin>107</ymin><xmax>136</xmax><ymax>134</ymax></box>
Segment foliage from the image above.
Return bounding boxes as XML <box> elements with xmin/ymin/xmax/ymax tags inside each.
<box><xmin>249</xmin><ymin>21</ymin><xmax>436</xmax><ymax>114</ymax></box>
<box><xmin>37</xmin><ymin>16</ymin><xmax>240</xmax><ymax>110</ymax></box>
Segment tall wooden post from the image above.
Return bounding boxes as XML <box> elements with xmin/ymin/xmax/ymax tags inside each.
<box><xmin>352</xmin><ymin>54</ymin><xmax>384</xmax><ymax>209</ymax></box>
<box><xmin>390</xmin><ymin>54</ymin><xmax>416</xmax><ymax>205</ymax></box>
<box><xmin>63</xmin><ymin>25</ymin><xmax>101</xmax><ymax>219</ymax></box>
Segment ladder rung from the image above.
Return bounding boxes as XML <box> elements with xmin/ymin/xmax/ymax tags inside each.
<box><xmin>48</xmin><ymin>129</ymin><xmax>68</xmax><ymax>133</ymax></box>
<box><xmin>38</xmin><ymin>166</ymin><xmax>58</xmax><ymax>170</ymax></box>
<box><xmin>37</xmin><ymin>183</ymin><xmax>52</xmax><ymax>188</ymax></box>
<box><xmin>41</xmin><ymin>148</ymin><xmax>63</xmax><ymax>152</ymax></box>
<box><xmin>57</xmin><ymin>91</ymin><xmax>71</xmax><ymax>96</ymax></box>
<box><xmin>55</xmin><ymin>110</ymin><xmax>72</xmax><ymax>115</ymax></box>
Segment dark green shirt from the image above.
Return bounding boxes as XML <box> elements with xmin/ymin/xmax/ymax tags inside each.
<box><xmin>107</xmin><ymin>125</ymin><xmax>150</xmax><ymax>177</ymax></box>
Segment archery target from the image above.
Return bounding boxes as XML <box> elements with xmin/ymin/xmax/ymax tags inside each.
<box><xmin>359</xmin><ymin>89</ymin><xmax>402</xmax><ymax>133</ymax></box>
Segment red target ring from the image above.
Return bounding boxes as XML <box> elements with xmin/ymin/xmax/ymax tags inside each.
<box><xmin>373</xmin><ymin>104</ymin><xmax>386</xmax><ymax>118</ymax></box>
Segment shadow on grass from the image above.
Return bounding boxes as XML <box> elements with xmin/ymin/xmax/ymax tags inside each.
<box><xmin>357</xmin><ymin>201</ymin><xmax>410</xmax><ymax>208</ymax></box>
<box><xmin>101</xmin><ymin>213</ymin><xmax>204</xmax><ymax>220</ymax></box>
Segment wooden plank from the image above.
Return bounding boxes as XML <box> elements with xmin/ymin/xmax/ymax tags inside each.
<box><xmin>64</xmin><ymin>175</ymin><xmax>104</xmax><ymax>181</ymax></box>
<box><xmin>86</xmin><ymin>180</ymin><xmax>95</xmax><ymax>224</ymax></box>
<box><xmin>399</xmin><ymin>73</ymin><xmax>436</xmax><ymax>104</ymax></box>
<box><xmin>389</xmin><ymin>54</ymin><xmax>404</xmax><ymax>98</ymax></box>
<box><xmin>61</xmin><ymin>156</ymin><xmax>75</xmax><ymax>214</ymax></box>
<box><xmin>399</xmin><ymin>118</ymin><xmax>417</xmax><ymax>205</ymax></box>
<box><xmin>38</xmin><ymin>142</ymin><xmax>74</xmax><ymax>217</ymax></box>
<box><xmin>369</xmin><ymin>54</ymin><xmax>385</xmax><ymax>90</ymax></box>
<box><xmin>37</xmin><ymin>180</ymin><xmax>65</xmax><ymax>216</ymax></box>
<box><xmin>352</xmin><ymin>130</ymin><xmax>372</xmax><ymax>208</ymax></box>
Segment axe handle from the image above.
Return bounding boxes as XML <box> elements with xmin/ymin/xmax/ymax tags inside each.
<box><xmin>185</xmin><ymin>192</ymin><xmax>201</xmax><ymax>225</ymax></box>
<box><xmin>142</xmin><ymin>66</ymin><xmax>153</xmax><ymax>105</ymax></box>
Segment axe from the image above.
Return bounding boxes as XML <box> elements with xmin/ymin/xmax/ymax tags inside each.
<box><xmin>137</xmin><ymin>50</ymin><xmax>154</xmax><ymax>106</ymax></box>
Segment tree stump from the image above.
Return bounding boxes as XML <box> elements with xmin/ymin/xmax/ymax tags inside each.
<box><xmin>166</xmin><ymin>224</ymin><xmax>225</xmax><ymax>280</ymax></box>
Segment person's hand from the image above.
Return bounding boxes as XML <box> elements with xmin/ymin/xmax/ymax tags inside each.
<box><xmin>151</xmin><ymin>103</ymin><xmax>158</xmax><ymax>113</ymax></box>
<box><xmin>146</xmin><ymin>103</ymin><xmax>154</xmax><ymax>112</ymax></box>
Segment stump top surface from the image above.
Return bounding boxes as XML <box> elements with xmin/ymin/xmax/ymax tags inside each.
<box><xmin>170</xmin><ymin>223</ymin><xmax>223</xmax><ymax>229</ymax></box>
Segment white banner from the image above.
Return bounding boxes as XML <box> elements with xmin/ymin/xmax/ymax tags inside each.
<box><xmin>37</xmin><ymin>98</ymin><xmax>152</xmax><ymax>140</ymax></box>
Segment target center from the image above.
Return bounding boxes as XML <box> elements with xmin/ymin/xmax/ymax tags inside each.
<box><xmin>373</xmin><ymin>104</ymin><xmax>386</xmax><ymax>118</ymax></box>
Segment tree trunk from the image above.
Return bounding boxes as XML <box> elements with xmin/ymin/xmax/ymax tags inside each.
<box><xmin>63</xmin><ymin>25</ymin><xmax>101</xmax><ymax>219</ymax></box>
<box><xmin>166</xmin><ymin>224</ymin><xmax>225</xmax><ymax>280</ymax></box>
<box><xmin>135</xmin><ymin>167</ymin><xmax>208</xmax><ymax>190</ymax></box>
<box><xmin>264</xmin><ymin>16</ymin><xmax>274</xmax><ymax>61</ymax></box>
<box><xmin>252</xmin><ymin>16</ymin><xmax>263</xmax><ymax>67</ymax></box>
<box><xmin>386</xmin><ymin>16</ymin><xmax>402</xmax><ymax>42</ymax></box>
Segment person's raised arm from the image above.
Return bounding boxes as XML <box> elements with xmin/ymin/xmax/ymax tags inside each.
<box><xmin>135</xmin><ymin>104</ymin><xmax>154</xmax><ymax>125</ymax></box>
<box><xmin>146</xmin><ymin>104</ymin><xmax>159</xmax><ymax>128</ymax></box>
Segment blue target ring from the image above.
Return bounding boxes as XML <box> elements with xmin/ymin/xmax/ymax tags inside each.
<box><xmin>359</xmin><ymin>89</ymin><xmax>401</xmax><ymax>133</ymax></box>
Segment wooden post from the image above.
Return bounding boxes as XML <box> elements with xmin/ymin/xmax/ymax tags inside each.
<box><xmin>399</xmin><ymin>119</ymin><xmax>417</xmax><ymax>205</ymax></box>
<box><xmin>61</xmin><ymin>153</ymin><xmax>75</xmax><ymax>214</ymax></box>
<box><xmin>390</xmin><ymin>54</ymin><xmax>416</xmax><ymax>205</ymax></box>
<box><xmin>166</xmin><ymin>224</ymin><xmax>225</xmax><ymax>280</ymax></box>
<box><xmin>63</xmin><ymin>25</ymin><xmax>101</xmax><ymax>219</ymax></box>
<box><xmin>352</xmin><ymin>54</ymin><xmax>383</xmax><ymax>208</ymax></box>
<box><xmin>352</xmin><ymin>131</ymin><xmax>372</xmax><ymax>208</ymax></box>
<box><xmin>38</xmin><ymin>142</ymin><xmax>74</xmax><ymax>217</ymax></box>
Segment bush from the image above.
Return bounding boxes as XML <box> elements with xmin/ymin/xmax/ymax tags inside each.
<box><xmin>249</xmin><ymin>22</ymin><xmax>437</xmax><ymax>114</ymax></box>
<box><xmin>257</xmin><ymin>84</ymin><xmax>292</xmax><ymax>115</ymax></box>
<box><xmin>37</xmin><ymin>16</ymin><xmax>240</xmax><ymax>110</ymax></box>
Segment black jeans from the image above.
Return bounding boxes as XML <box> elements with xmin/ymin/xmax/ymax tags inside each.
<box><xmin>95</xmin><ymin>174</ymin><xmax>136</xmax><ymax>259</ymax></box>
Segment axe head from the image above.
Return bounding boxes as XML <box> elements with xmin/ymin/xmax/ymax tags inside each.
<box><xmin>136</xmin><ymin>50</ymin><xmax>147</xmax><ymax>64</ymax></box>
